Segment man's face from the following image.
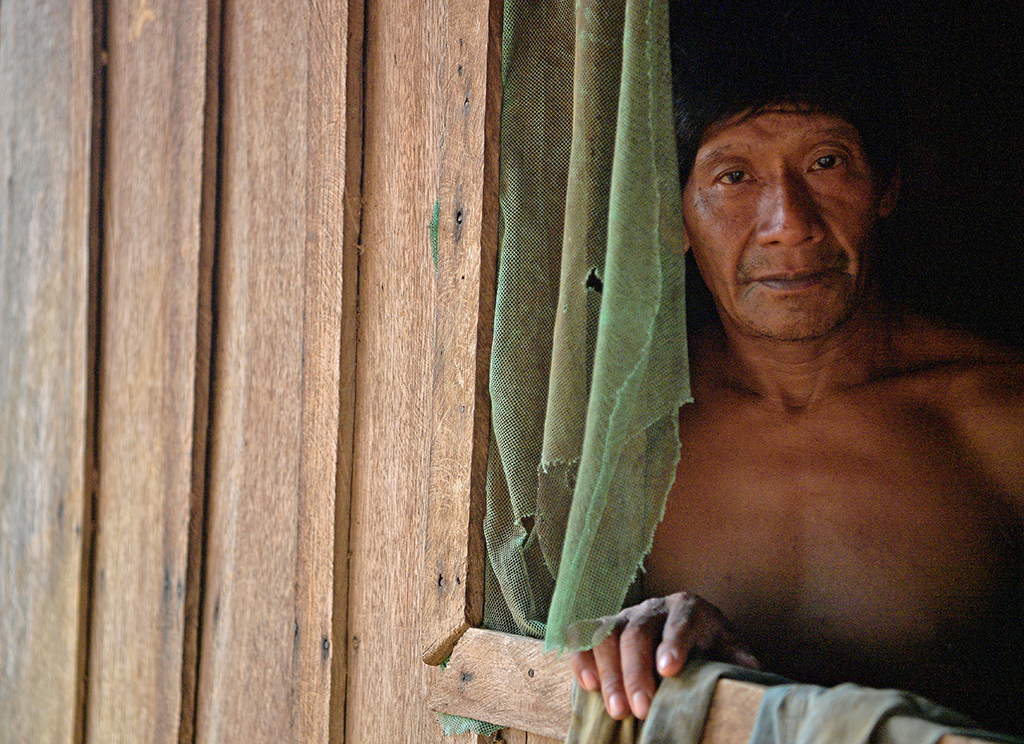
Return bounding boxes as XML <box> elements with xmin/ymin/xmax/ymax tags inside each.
<box><xmin>682</xmin><ymin>108</ymin><xmax>897</xmax><ymax>342</ymax></box>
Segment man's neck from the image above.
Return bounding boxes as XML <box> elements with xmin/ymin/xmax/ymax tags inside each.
<box><xmin>711</xmin><ymin>304</ymin><xmax>898</xmax><ymax>410</ymax></box>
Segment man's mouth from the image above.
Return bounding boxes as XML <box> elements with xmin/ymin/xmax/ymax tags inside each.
<box><xmin>753</xmin><ymin>271</ymin><xmax>838</xmax><ymax>291</ymax></box>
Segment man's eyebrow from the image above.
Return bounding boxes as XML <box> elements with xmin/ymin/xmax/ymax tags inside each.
<box><xmin>695</xmin><ymin>144</ymin><xmax>745</xmax><ymax>168</ymax></box>
<box><xmin>809</xmin><ymin>124</ymin><xmax>863</xmax><ymax>144</ymax></box>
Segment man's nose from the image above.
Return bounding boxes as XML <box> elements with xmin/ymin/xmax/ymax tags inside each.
<box><xmin>755</xmin><ymin>173</ymin><xmax>823</xmax><ymax>247</ymax></box>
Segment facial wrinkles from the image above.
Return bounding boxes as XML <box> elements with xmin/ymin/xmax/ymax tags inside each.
<box><xmin>691</xmin><ymin>176</ymin><xmax>855</xmax><ymax>290</ymax></box>
<box><xmin>684</xmin><ymin>110</ymin><xmax>889</xmax><ymax>337</ymax></box>
<box><xmin>736</xmin><ymin>243</ymin><xmax>851</xmax><ymax>287</ymax></box>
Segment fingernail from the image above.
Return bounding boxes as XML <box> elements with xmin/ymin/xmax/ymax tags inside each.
<box><xmin>657</xmin><ymin>649</ymin><xmax>678</xmax><ymax>674</ymax></box>
<box><xmin>608</xmin><ymin>692</ymin><xmax>627</xmax><ymax>719</ymax></box>
<box><xmin>632</xmin><ymin>691</ymin><xmax>650</xmax><ymax>719</ymax></box>
<box><xmin>581</xmin><ymin>670</ymin><xmax>599</xmax><ymax>691</ymax></box>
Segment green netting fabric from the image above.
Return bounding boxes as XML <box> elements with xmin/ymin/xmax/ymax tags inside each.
<box><xmin>484</xmin><ymin>0</ymin><xmax>690</xmax><ymax>654</ymax></box>
<box><xmin>437</xmin><ymin>712</ymin><xmax>502</xmax><ymax>738</ymax></box>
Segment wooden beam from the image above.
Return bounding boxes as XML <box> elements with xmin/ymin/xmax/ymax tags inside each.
<box><xmin>701</xmin><ymin>679</ymin><xmax>767</xmax><ymax>744</ymax></box>
<box><xmin>85</xmin><ymin>0</ymin><xmax>212</xmax><ymax>740</ymax></box>
<box><xmin>422</xmin><ymin>0</ymin><xmax>502</xmax><ymax>667</ymax></box>
<box><xmin>429</xmin><ymin>629</ymin><xmax>575</xmax><ymax>741</ymax></box>
<box><xmin>342</xmin><ymin>0</ymin><xmax>490</xmax><ymax>739</ymax></box>
<box><xmin>0</xmin><ymin>0</ymin><xmax>94</xmax><ymax>741</ymax></box>
<box><xmin>193</xmin><ymin>0</ymin><xmax>349</xmax><ymax>740</ymax></box>
<box><xmin>500</xmin><ymin>730</ymin><xmax>562</xmax><ymax>744</ymax></box>
<box><xmin>430</xmin><ymin>630</ymin><xmax>1005</xmax><ymax>744</ymax></box>
<box><xmin>700</xmin><ymin>680</ymin><xmax>1001</xmax><ymax>744</ymax></box>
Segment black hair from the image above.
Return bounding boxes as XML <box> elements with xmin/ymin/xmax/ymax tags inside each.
<box><xmin>670</xmin><ymin>0</ymin><xmax>905</xmax><ymax>187</ymax></box>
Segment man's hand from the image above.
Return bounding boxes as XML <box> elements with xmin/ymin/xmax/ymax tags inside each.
<box><xmin>568</xmin><ymin>592</ymin><xmax>760</xmax><ymax>721</ymax></box>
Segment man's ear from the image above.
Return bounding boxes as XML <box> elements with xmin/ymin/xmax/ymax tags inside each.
<box><xmin>878</xmin><ymin>169</ymin><xmax>901</xmax><ymax>218</ymax></box>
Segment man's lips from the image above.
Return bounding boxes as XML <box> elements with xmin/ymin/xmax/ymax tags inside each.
<box><xmin>750</xmin><ymin>271</ymin><xmax>840</xmax><ymax>291</ymax></box>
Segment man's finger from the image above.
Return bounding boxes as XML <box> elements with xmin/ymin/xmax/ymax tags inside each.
<box><xmin>619</xmin><ymin>621</ymin><xmax>659</xmax><ymax>719</ymax></box>
<box><xmin>718</xmin><ymin>636</ymin><xmax>761</xmax><ymax>670</ymax></box>
<box><xmin>592</xmin><ymin>633</ymin><xmax>630</xmax><ymax>720</ymax></box>
<box><xmin>656</xmin><ymin>593</ymin><xmax>699</xmax><ymax>677</ymax></box>
<box><xmin>720</xmin><ymin>642</ymin><xmax>761</xmax><ymax>671</ymax></box>
<box><xmin>569</xmin><ymin>649</ymin><xmax>601</xmax><ymax>692</ymax></box>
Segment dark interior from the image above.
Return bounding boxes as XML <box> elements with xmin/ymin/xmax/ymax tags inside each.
<box><xmin>877</xmin><ymin>1</ymin><xmax>1024</xmax><ymax>346</ymax></box>
<box><xmin>685</xmin><ymin>2</ymin><xmax>1024</xmax><ymax>347</ymax></box>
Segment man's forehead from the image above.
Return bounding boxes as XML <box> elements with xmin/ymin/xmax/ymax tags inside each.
<box><xmin>693</xmin><ymin>109</ymin><xmax>865</xmax><ymax>163</ymax></box>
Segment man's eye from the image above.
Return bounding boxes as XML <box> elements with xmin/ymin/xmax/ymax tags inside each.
<box><xmin>720</xmin><ymin>170</ymin><xmax>746</xmax><ymax>184</ymax></box>
<box><xmin>812</xmin><ymin>154</ymin><xmax>839</xmax><ymax>170</ymax></box>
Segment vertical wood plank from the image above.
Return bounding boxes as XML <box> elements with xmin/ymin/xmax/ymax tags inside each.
<box><xmin>85</xmin><ymin>0</ymin><xmax>211</xmax><ymax>740</ymax></box>
<box><xmin>179</xmin><ymin>0</ymin><xmax>224</xmax><ymax>739</ymax></box>
<box><xmin>294</xmin><ymin>0</ymin><xmax>350</xmax><ymax>739</ymax></box>
<box><xmin>328</xmin><ymin>0</ymin><xmax>365</xmax><ymax>739</ymax></box>
<box><xmin>0</xmin><ymin>1</ymin><xmax>94</xmax><ymax>741</ymax></box>
<box><xmin>344</xmin><ymin>0</ymin><xmax>497</xmax><ymax>738</ymax></box>
<box><xmin>422</xmin><ymin>0</ymin><xmax>503</xmax><ymax>667</ymax></box>
<box><xmin>343</xmin><ymin>0</ymin><xmax>444</xmax><ymax>736</ymax></box>
<box><xmin>194</xmin><ymin>0</ymin><xmax>349</xmax><ymax>740</ymax></box>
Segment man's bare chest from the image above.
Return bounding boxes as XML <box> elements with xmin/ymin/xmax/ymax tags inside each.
<box><xmin>647</xmin><ymin>390</ymin><xmax>1022</xmax><ymax>680</ymax></box>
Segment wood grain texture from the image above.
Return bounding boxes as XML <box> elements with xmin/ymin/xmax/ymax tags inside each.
<box><xmin>178</xmin><ymin>0</ymin><xmax>223</xmax><ymax>740</ymax></box>
<box><xmin>429</xmin><ymin>629</ymin><xmax>574</xmax><ymax>741</ymax></box>
<box><xmin>429</xmin><ymin>633</ymin><xmax>1002</xmax><ymax>744</ymax></box>
<box><xmin>700</xmin><ymin>679</ymin><xmax>763</xmax><ymax>744</ymax></box>
<box><xmin>0</xmin><ymin>1</ymin><xmax>94</xmax><ymax>741</ymax></box>
<box><xmin>342</xmin><ymin>0</ymin><xmax>439</xmax><ymax>729</ymax></box>
<box><xmin>700</xmin><ymin>680</ymin><xmax>999</xmax><ymax>744</ymax></box>
<box><xmin>500</xmin><ymin>731</ymin><xmax>560</xmax><ymax>744</ymax></box>
<box><xmin>341</xmin><ymin>0</ymin><xmax>488</xmax><ymax>740</ymax></box>
<box><xmin>328</xmin><ymin>0</ymin><xmax>364</xmax><ymax>740</ymax></box>
<box><xmin>421</xmin><ymin>0</ymin><xmax>502</xmax><ymax>667</ymax></box>
<box><xmin>193</xmin><ymin>0</ymin><xmax>348</xmax><ymax>740</ymax></box>
<box><xmin>85</xmin><ymin>0</ymin><xmax>211</xmax><ymax>740</ymax></box>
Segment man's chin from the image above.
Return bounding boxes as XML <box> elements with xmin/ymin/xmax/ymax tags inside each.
<box><xmin>736</xmin><ymin>307</ymin><xmax>855</xmax><ymax>343</ymax></box>
<box><xmin>730</xmin><ymin>284</ymin><xmax>859</xmax><ymax>342</ymax></box>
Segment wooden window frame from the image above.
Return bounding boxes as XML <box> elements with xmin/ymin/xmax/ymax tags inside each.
<box><xmin>419</xmin><ymin>2</ymin><xmax>1002</xmax><ymax>742</ymax></box>
<box><xmin>419</xmin><ymin>0</ymin><xmax>578</xmax><ymax>737</ymax></box>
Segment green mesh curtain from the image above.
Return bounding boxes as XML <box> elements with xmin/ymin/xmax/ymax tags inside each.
<box><xmin>484</xmin><ymin>0</ymin><xmax>690</xmax><ymax>654</ymax></box>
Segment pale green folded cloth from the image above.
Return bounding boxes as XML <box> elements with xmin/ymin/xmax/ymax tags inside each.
<box><xmin>565</xmin><ymin>662</ymin><xmax>1022</xmax><ymax>744</ymax></box>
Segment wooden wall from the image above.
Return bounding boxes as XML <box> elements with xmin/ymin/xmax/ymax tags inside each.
<box><xmin>1</xmin><ymin>1</ymin><xmax>93</xmax><ymax>741</ymax></box>
<box><xmin>87</xmin><ymin>0</ymin><xmax>211</xmax><ymax>739</ymax></box>
<box><xmin>6</xmin><ymin>1</ymin><xmax>1018</xmax><ymax>743</ymax></box>
<box><xmin>0</xmin><ymin>0</ymin><xmax>496</xmax><ymax>741</ymax></box>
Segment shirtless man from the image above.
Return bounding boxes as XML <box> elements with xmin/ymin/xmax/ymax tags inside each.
<box><xmin>570</xmin><ymin>1</ymin><xmax>1024</xmax><ymax>735</ymax></box>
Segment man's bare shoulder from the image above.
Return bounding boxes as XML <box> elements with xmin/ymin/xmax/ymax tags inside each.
<box><xmin>891</xmin><ymin>313</ymin><xmax>1024</xmax><ymax>370</ymax></box>
<box><xmin>890</xmin><ymin>313</ymin><xmax>1024</xmax><ymax>399</ymax></box>
<box><xmin>892</xmin><ymin>313</ymin><xmax>1024</xmax><ymax>500</ymax></box>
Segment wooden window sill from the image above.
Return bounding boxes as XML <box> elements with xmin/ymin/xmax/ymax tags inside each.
<box><xmin>429</xmin><ymin>628</ymin><xmax>1000</xmax><ymax>744</ymax></box>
